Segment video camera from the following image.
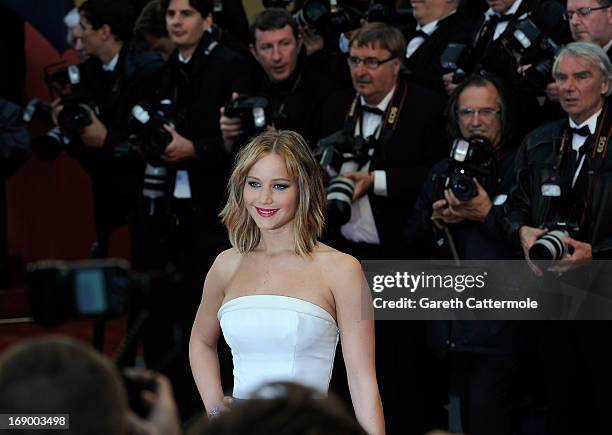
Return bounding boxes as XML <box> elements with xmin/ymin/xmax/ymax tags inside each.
<box><xmin>432</xmin><ymin>136</ymin><xmax>497</xmax><ymax>201</ymax></box>
<box><xmin>500</xmin><ymin>18</ymin><xmax>560</xmax><ymax>91</ymax></box>
<box><xmin>314</xmin><ymin>130</ymin><xmax>372</xmax><ymax>225</ymax></box>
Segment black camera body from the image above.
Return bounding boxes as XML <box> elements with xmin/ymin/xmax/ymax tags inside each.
<box><xmin>27</xmin><ymin>259</ymin><xmax>180</xmax><ymax>326</ymax></box>
<box><xmin>127</xmin><ymin>99</ymin><xmax>178</xmax><ymax>162</ymax></box>
<box><xmin>27</xmin><ymin>259</ymin><xmax>133</xmax><ymax>326</ymax></box>
<box><xmin>500</xmin><ymin>18</ymin><xmax>560</xmax><ymax>91</ymax></box>
<box><xmin>44</xmin><ymin>62</ymin><xmax>98</xmax><ymax>138</ymax></box>
<box><xmin>432</xmin><ymin>136</ymin><xmax>497</xmax><ymax>201</ymax></box>
<box><xmin>314</xmin><ymin>130</ymin><xmax>371</xmax><ymax>225</ymax></box>
<box><xmin>223</xmin><ymin>95</ymin><xmax>269</xmax><ymax>137</ymax></box>
<box><xmin>440</xmin><ymin>43</ymin><xmax>470</xmax><ymax>84</ymax></box>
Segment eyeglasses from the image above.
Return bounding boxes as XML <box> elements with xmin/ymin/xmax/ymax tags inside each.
<box><xmin>457</xmin><ymin>107</ymin><xmax>500</xmax><ymax>120</ymax></box>
<box><xmin>563</xmin><ymin>4</ymin><xmax>611</xmax><ymax>20</ymax></box>
<box><xmin>346</xmin><ymin>55</ymin><xmax>396</xmax><ymax>70</ymax></box>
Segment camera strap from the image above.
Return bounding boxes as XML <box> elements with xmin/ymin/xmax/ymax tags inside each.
<box><xmin>554</xmin><ymin>102</ymin><xmax>612</xmax><ymax>231</ymax></box>
<box><xmin>579</xmin><ymin>102</ymin><xmax>612</xmax><ymax>228</ymax></box>
<box><xmin>344</xmin><ymin>79</ymin><xmax>408</xmax><ymax>146</ymax></box>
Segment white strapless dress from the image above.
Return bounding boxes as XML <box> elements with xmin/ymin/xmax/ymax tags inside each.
<box><xmin>218</xmin><ymin>294</ymin><xmax>339</xmax><ymax>399</ymax></box>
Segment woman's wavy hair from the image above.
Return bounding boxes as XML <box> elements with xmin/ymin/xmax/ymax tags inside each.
<box><xmin>220</xmin><ymin>131</ymin><xmax>326</xmax><ymax>257</ymax></box>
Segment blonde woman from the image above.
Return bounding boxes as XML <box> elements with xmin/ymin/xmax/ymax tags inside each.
<box><xmin>189</xmin><ymin>130</ymin><xmax>384</xmax><ymax>435</ymax></box>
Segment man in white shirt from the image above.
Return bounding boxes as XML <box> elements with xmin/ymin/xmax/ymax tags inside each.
<box><xmin>504</xmin><ymin>42</ymin><xmax>612</xmax><ymax>435</ymax></box>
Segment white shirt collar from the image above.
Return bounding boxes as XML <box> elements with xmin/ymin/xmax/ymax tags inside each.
<box><xmin>603</xmin><ymin>39</ymin><xmax>612</xmax><ymax>54</ymax></box>
<box><xmin>178</xmin><ymin>53</ymin><xmax>191</xmax><ymax>63</ymax></box>
<box><xmin>417</xmin><ymin>9</ymin><xmax>457</xmax><ymax>35</ymax></box>
<box><xmin>360</xmin><ymin>85</ymin><xmax>396</xmax><ymax>113</ymax></box>
<box><xmin>485</xmin><ymin>0</ymin><xmax>523</xmax><ymax>20</ymax></box>
<box><xmin>102</xmin><ymin>53</ymin><xmax>119</xmax><ymax>72</ymax></box>
<box><xmin>569</xmin><ymin>109</ymin><xmax>602</xmax><ymax>134</ymax></box>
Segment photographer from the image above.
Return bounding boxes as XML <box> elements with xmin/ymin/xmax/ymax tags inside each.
<box><xmin>320</xmin><ymin>22</ymin><xmax>446</xmax><ymax>260</ymax></box>
<box><xmin>219</xmin><ymin>8</ymin><xmax>334</xmax><ymax>151</ymax></box>
<box><xmin>405</xmin><ymin>74</ymin><xmax>527</xmax><ymax>435</ymax></box>
<box><xmin>403</xmin><ymin>0</ymin><xmax>473</xmax><ymax>96</ymax></box>
<box><xmin>566</xmin><ymin>0</ymin><xmax>612</xmax><ymax>59</ymax></box>
<box><xmin>544</xmin><ymin>0</ymin><xmax>612</xmax><ymax>102</ymax></box>
<box><xmin>503</xmin><ymin>42</ymin><xmax>612</xmax><ymax>434</ymax></box>
<box><xmin>442</xmin><ymin>0</ymin><xmax>571</xmax><ymax>135</ymax></box>
<box><xmin>50</xmin><ymin>0</ymin><xmax>163</xmax><ymax>258</ymax></box>
<box><xmin>0</xmin><ymin>336</ymin><xmax>181</xmax><ymax>435</ymax></box>
<box><xmin>128</xmin><ymin>0</ymin><xmax>252</xmax><ymax>417</ymax></box>
<box><xmin>317</xmin><ymin>22</ymin><xmax>446</xmax><ymax>434</ymax></box>
<box><xmin>0</xmin><ymin>99</ymin><xmax>29</xmax><ymax>286</ymax></box>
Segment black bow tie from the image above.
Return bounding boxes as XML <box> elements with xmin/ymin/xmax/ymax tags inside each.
<box><xmin>489</xmin><ymin>13</ymin><xmax>514</xmax><ymax>24</ymax></box>
<box><xmin>361</xmin><ymin>105</ymin><xmax>385</xmax><ymax>116</ymax></box>
<box><xmin>412</xmin><ymin>29</ymin><xmax>429</xmax><ymax>40</ymax></box>
<box><xmin>569</xmin><ymin>125</ymin><xmax>591</xmax><ymax>137</ymax></box>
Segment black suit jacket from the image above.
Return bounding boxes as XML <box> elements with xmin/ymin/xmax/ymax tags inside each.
<box><xmin>467</xmin><ymin>0</ymin><xmax>571</xmax><ymax>135</ymax></box>
<box><xmin>403</xmin><ymin>11</ymin><xmax>474</xmax><ymax>96</ymax></box>
<box><xmin>320</xmin><ymin>77</ymin><xmax>448</xmax><ymax>254</ymax></box>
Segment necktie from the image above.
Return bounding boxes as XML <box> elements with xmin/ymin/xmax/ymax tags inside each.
<box><xmin>361</xmin><ymin>105</ymin><xmax>384</xmax><ymax>116</ymax></box>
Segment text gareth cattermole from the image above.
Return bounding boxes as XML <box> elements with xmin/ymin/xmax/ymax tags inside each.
<box><xmin>371</xmin><ymin>272</ymin><xmax>487</xmax><ymax>293</ymax></box>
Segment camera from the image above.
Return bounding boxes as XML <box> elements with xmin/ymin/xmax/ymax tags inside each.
<box><xmin>127</xmin><ymin>99</ymin><xmax>178</xmax><ymax>161</ymax></box>
<box><xmin>315</xmin><ymin>130</ymin><xmax>370</xmax><ymax>225</ymax></box>
<box><xmin>27</xmin><ymin>259</ymin><xmax>179</xmax><ymax>326</ymax></box>
<box><xmin>44</xmin><ymin>62</ymin><xmax>97</xmax><ymax>138</ymax></box>
<box><xmin>440</xmin><ymin>43</ymin><xmax>470</xmax><ymax>84</ymax></box>
<box><xmin>432</xmin><ymin>136</ymin><xmax>497</xmax><ymax>201</ymax></box>
<box><xmin>500</xmin><ymin>18</ymin><xmax>560</xmax><ymax>91</ymax></box>
<box><xmin>294</xmin><ymin>0</ymin><xmax>331</xmax><ymax>29</ymax></box>
<box><xmin>223</xmin><ymin>95</ymin><xmax>269</xmax><ymax>137</ymax></box>
<box><xmin>529</xmin><ymin>222</ymin><xmax>579</xmax><ymax>265</ymax></box>
<box><xmin>27</xmin><ymin>259</ymin><xmax>133</xmax><ymax>325</ymax></box>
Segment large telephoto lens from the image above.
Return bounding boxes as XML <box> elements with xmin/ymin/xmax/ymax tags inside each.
<box><xmin>529</xmin><ymin>230</ymin><xmax>569</xmax><ymax>264</ymax></box>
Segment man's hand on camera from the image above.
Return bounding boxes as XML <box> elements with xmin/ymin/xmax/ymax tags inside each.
<box><xmin>547</xmin><ymin>237</ymin><xmax>592</xmax><ymax>274</ymax></box>
<box><xmin>125</xmin><ymin>369</ymin><xmax>181</xmax><ymax>435</ymax></box>
<box><xmin>220</xmin><ymin>92</ymin><xmax>242</xmax><ymax>151</ymax></box>
<box><xmin>343</xmin><ymin>171</ymin><xmax>373</xmax><ymax>201</ymax></box>
<box><xmin>161</xmin><ymin>124</ymin><xmax>195</xmax><ymax>162</ymax></box>
<box><xmin>80</xmin><ymin>111</ymin><xmax>107</xmax><ymax>147</ymax></box>
<box><xmin>300</xmin><ymin>26</ymin><xmax>324</xmax><ymax>56</ymax></box>
<box><xmin>520</xmin><ymin>225</ymin><xmax>548</xmax><ymax>276</ymax></box>
<box><xmin>545</xmin><ymin>82</ymin><xmax>560</xmax><ymax>102</ymax></box>
<box><xmin>431</xmin><ymin>198</ymin><xmax>463</xmax><ymax>225</ymax></box>
<box><xmin>444</xmin><ymin>179</ymin><xmax>492</xmax><ymax>222</ymax></box>
<box><xmin>51</xmin><ymin>98</ymin><xmax>63</xmax><ymax>126</ymax></box>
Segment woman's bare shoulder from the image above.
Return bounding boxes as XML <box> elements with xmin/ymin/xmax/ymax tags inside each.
<box><xmin>207</xmin><ymin>248</ymin><xmax>244</xmax><ymax>285</ymax></box>
<box><xmin>313</xmin><ymin>243</ymin><xmax>363</xmax><ymax>281</ymax></box>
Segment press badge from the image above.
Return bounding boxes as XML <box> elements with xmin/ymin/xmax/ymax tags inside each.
<box><xmin>493</xmin><ymin>194</ymin><xmax>507</xmax><ymax>205</ymax></box>
<box><xmin>173</xmin><ymin>170</ymin><xmax>192</xmax><ymax>198</ymax></box>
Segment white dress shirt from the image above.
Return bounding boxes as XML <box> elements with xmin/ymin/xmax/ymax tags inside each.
<box><xmin>570</xmin><ymin>110</ymin><xmax>601</xmax><ymax>187</ymax></box>
<box><xmin>340</xmin><ymin>87</ymin><xmax>395</xmax><ymax>244</ymax></box>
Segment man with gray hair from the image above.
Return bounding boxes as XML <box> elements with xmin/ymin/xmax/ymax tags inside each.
<box><xmin>504</xmin><ymin>41</ymin><xmax>612</xmax><ymax>434</ymax></box>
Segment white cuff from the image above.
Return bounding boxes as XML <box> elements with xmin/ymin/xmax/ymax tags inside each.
<box><xmin>373</xmin><ymin>170</ymin><xmax>387</xmax><ymax>197</ymax></box>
